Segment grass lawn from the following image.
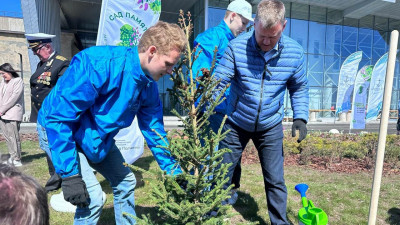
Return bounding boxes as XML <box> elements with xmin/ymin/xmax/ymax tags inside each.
<box><xmin>1</xmin><ymin>140</ymin><xmax>399</xmax><ymax>225</ymax></box>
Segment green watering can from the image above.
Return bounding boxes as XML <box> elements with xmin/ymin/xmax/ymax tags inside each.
<box><xmin>295</xmin><ymin>183</ymin><xmax>328</xmax><ymax>225</ymax></box>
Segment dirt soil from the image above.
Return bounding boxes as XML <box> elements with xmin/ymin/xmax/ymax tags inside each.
<box><xmin>242</xmin><ymin>142</ymin><xmax>400</xmax><ymax>176</ymax></box>
<box><xmin>13</xmin><ymin>134</ymin><xmax>400</xmax><ymax>175</ymax></box>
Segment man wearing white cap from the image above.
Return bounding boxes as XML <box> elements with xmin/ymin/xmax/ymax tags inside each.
<box><xmin>191</xmin><ymin>0</ymin><xmax>253</xmax><ymax>205</ymax></box>
<box><xmin>25</xmin><ymin>33</ymin><xmax>69</xmax><ymax>192</ymax></box>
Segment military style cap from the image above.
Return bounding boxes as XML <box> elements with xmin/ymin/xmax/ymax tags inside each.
<box><xmin>25</xmin><ymin>33</ymin><xmax>55</xmax><ymax>49</ymax></box>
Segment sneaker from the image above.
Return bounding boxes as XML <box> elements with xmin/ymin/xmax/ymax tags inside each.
<box><xmin>50</xmin><ymin>191</ymin><xmax>107</xmax><ymax>213</ymax></box>
<box><xmin>8</xmin><ymin>158</ymin><xmax>22</xmax><ymax>167</ymax></box>
<box><xmin>12</xmin><ymin>160</ymin><xmax>23</xmax><ymax>167</ymax></box>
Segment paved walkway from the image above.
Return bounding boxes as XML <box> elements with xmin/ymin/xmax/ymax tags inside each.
<box><xmin>12</xmin><ymin>116</ymin><xmax>398</xmax><ymax>134</ymax></box>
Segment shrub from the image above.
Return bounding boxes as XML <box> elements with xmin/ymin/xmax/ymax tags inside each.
<box><xmin>282</xmin><ymin>132</ymin><xmax>400</xmax><ymax>167</ymax></box>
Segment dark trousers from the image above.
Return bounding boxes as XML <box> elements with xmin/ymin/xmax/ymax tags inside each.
<box><xmin>219</xmin><ymin>120</ymin><xmax>288</xmax><ymax>225</ymax></box>
<box><xmin>209</xmin><ymin>112</ymin><xmax>241</xmax><ymax>189</ymax></box>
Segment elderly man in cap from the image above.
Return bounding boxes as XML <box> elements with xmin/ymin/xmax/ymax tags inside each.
<box><xmin>191</xmin><ymin>0</ymin><xmax>253</xmax><ymax>205</ymax></box>
<box><xmin>25</xmin><ymin>33</ymin><xmax>69</xmax><ymax>192</ymax></box>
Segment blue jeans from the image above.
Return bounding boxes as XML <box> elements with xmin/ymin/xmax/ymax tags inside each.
<box><xmin>37</xmin><ymin>122</ymin><xmax>51</xmax><ymax>157</ymax></box>
<box><xmin>37</xmin><ymin>123</ymin><xmax>62</xmax><ymax>192</ymax></box>
<box><xmin>75</xmin><ymin>145</ymin><xmax>136</xmax><ymax>225</ymax></box>
<box><xmin>209</xmin><ymin>113</ymin><xmax>241</xmax><ymax>189</ymax></box>
<box><xmin>219</xmin><ymin>120</ymin><xmax>288</xmax><ymax>225</ymax></box>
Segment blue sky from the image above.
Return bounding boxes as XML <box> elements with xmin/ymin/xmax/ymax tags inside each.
<box><xmin>0</xmin><ymin>0</ymin><xmax>22</xmax><ymax>17</ymax></box>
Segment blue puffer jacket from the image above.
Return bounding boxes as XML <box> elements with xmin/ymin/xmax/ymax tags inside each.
<box><xmin>38</xmin><ymin>46</ymin><xmax>180</xmax><ymax>178</ymax></box>
<box><xmin>192</xmin><ymin>21</ymin><xmax>234</xmax><ymax>114</ymax></box>
<box><xmin>214</xmin><ymin>32</ymin><xmax>309</xmax><ymax>132</ymax></box>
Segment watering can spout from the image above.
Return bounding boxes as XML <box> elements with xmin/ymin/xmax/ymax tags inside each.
<box><xmin>295</xmin><ymin>183</ymin><xmax>328</xmax><ymax>225</ymax></box>
<box><xmin>295</xmin><ymin>183</ymin><xmax>309</xmax><ymax>208</ymax></box>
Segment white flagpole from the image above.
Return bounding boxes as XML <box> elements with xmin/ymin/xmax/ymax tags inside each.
<box><xmin>367</xmin><ymin>30</ymin><xmax>398</xmax><ymax>225</ymax></box>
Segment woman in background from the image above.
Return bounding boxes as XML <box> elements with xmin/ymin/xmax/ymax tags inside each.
<box><xmin>0</xmin><ymin>63</ymin><xmax>24</xmax><ymax>167</ymax></box>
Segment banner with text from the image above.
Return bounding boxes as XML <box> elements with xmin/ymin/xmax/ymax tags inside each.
<box><xmin>96</xmin><ymin>0</ymin><xmax>161</xmax><ymax>46</ymax></box>
<box><xmin>350</xmin><ymin>65</ymin><xmax>373</xmax><ymax>129</ymax></box>
<box><xmin>366</xmin><ymin>53</ymin><xmax>389</xmax><ymax>121</ymax></box>
<box><xmin>96</xmin><ymin>0</ymin><xmax>161</xmax><ymax>164</ymax></box>
<box><xmin>336</xmin><ymin>51</ymin><xmax>363</xmax><ymax>114</ymax></box>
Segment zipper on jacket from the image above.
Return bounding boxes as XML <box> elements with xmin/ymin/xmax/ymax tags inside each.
<box><xmin>254</xmin><ymin>63</ymin><xmax>272</xmax><ymax>132</ymax></box>
<box><xmin>253</xmin><ymin>45</ymin><xmax>282</xmax><ymax>132</ymax></box>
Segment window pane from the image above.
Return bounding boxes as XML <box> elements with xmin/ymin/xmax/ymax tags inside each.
<box><xmin>372</xmin><ymin>31</ymin><xmax>388</xmax><ymax>61</ymax></box>
<box><xmin>284</xmin><ymin>2</ymin><xmax>290</xmax><ymax>18</ymax></box>
<box><xmin>359</xmin><ymin>15</ymin><xmax>373</xmax><ymax>29</ymax></box>
<box><xmin>308</xmin><ymin>21</ymin><xmax>326</xmax><ymax>55</ymax></box>
<box><xmin>342</xmin><ymin>26</ymin><xmax>358</xmax><ymax>58</ymax></box>
<box><xmin>309</xmin><ymin>88</ymin><xmax>322</xmax><ymax>109</ymax></box>
<box><xmin>322</xmin><ymin>87</ymin><xmax>337</xmax><ymax>112</ymax></box>
<box><xmin>310</xmin><ymin>5</ymin><xmax>326</xmax><ymax>23</ymax></box>
<box><xmin>388</xmin><ymin>18</ymin><xmax>400</xmax><ymax>31</ymax></box>
<box><xmin>208</xmin><ymin>0</ymin><xmax>229</xmax><ymax>8</ymax></box>
<box><xmin>291</xmin><ymin>19</ymin><xmax>308</xmax><ymax>52</ymax></box>
<box><xmin>207</xmin><ymin>7</ymin><xmax>225</xmax><ymax>29</ymax></box>
<box><xmin>324</xmin><ymin>56</ymin><xmax>341</xmax><ymax>87</ymax></box>
<box><xmin>327</xmin><ymin>9</ymin><xmax>343</xmax><ymax>25</ymax></box>
<box><xmin>375</xmin><ymin>16</ymin><xmax>388</xmax><ymax>31</ymax></box>
<box><xmin>358</xmin><ymin>28</ymin><xmax>372</xmax><ymax>59</ymax></box>
<box><xmin>344</xmin><ymin>17</ymin><xmax>358</xmax><ymax>27</ymax></box>
<box><xmin>325</xmin><ymin>24</ymin><xmax>342</xmax><ymax>56</ymax></box>
<box><xmin>291</xmin><ymin>3</ymin><xmax>308</xmax><ymax>20</ymax></box>
<box><xmin>308</xmin><ymin>54</ymin><xmax>324</xmax><ymax>87</ymax></box>
<box><xmin>359</xmin><ymin>59</ymin><xmax>372</xmax><ymax>70</ymax></box>
<box><xmin>283</xmin><ymin>18</ymin><xmax>291</xmax><ymax>36</ymax></box>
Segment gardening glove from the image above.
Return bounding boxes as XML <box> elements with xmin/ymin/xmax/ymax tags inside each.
<box><xmin>292</xmin><ymin>119</ymin><xmax>307</xmax><ymax>143</ymax></box>
<box><xmin>62</xmin><ymin>175</ymin><xmax>90</xmax><ymax>208</ymax></box>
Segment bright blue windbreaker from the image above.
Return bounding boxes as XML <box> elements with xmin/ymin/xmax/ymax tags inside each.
<box><xmin>38</xmin><ymin>46</ymin><xmax>180</xmax><ymax>178</ymax></box>
<box><xmin>192</xmin><ymin>21</ymin><xmax>234</xmax><ymax>114</ymax></box>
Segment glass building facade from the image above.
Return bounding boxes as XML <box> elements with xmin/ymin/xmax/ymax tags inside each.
<box><xmin>161</xmin><ymin>0</ymin><xmax>400</xmax><ymax>118</ymax></box>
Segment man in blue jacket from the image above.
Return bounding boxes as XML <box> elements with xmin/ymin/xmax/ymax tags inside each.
<box><xmin>37</xmin><ymin>21</ymin><xmax>187</xmax><ymax>224</ymax></box>
<box><xmin>192</xmin><ymin>0</ymin><xmax>253</xmax><ymax>205</ymax></box>
<box><xmin>214</xmin><ymin>0</ymin><xmax>309</xmax><ymax>224</ymax></box>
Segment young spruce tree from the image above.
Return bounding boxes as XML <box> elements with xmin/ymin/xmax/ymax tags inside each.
<box><xmin>127</xmin><ymin>10</ymin><xmax>234</xmax><ymax>225</ymax></box>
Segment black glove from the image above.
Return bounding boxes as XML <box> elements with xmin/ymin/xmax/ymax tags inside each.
<box><xmin>292</xmin><ymin>119</ymin><xmax>307</xmax><ymax>143</ymax></box>
<box><xmin>176</xmin><ymin>177</ymin><xmax>188</xmax><ymax>190</ymax></box>
<box><xmin>62</xmin><ymin>175</ymin><xmax>90</xmax><ymax>208</ymax></box>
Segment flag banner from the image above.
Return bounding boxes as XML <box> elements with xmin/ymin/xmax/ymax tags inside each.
<box><xmin>350</xmin><ymin>65</ymin><xmax>373</xmax><ymax>129</ymax></box>
<box><xmin>336</xmin><ymin>51</ymin><xmax>363</xmax><ymax>114</ymax></box>
<box><xmin>366</xmin><ymin>53</ymin><xmax>389</xmax><ymax>121</ymax></box>
<box><xmin>96</xmin><ymin>0</ymin><xmax>161</xmax><ymax>164</ymax></box>
<box><xmin>96</xmin><ymin>0</ymin><xmax>161</xmax><ymax>46</ymax></box>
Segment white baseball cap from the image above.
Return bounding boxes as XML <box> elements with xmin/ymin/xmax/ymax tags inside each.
<box><xmin>227</xmin><ymin>0</ymin><xmax>253</xmax><ymax>22</ymax></box>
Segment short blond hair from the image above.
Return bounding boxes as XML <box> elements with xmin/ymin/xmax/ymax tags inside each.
<box><xmin>255</xmin><ymin>0</ymin><xmax>285</xmax><ymax>28</ymax></box>
<box><xmin>138</xmin><ymin>21</ymin><xmax>187</xmax><ymax>55</ymax></box>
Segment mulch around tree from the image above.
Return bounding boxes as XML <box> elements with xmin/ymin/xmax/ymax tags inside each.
<box><xmin>241</xmin><ymin>142</ymin><xmax>400</xmax><ymax>176</ymax></box>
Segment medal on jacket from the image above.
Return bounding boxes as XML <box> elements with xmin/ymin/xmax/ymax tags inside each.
<box><xmin>37</xmin><ymin>58</ymin><xmax>54</xmax><ymax>85</ymax></box>
<box><xmin>37</xmin><ymin>71</ymin><xmax>52</xmax><ymax>85</ymax></box>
